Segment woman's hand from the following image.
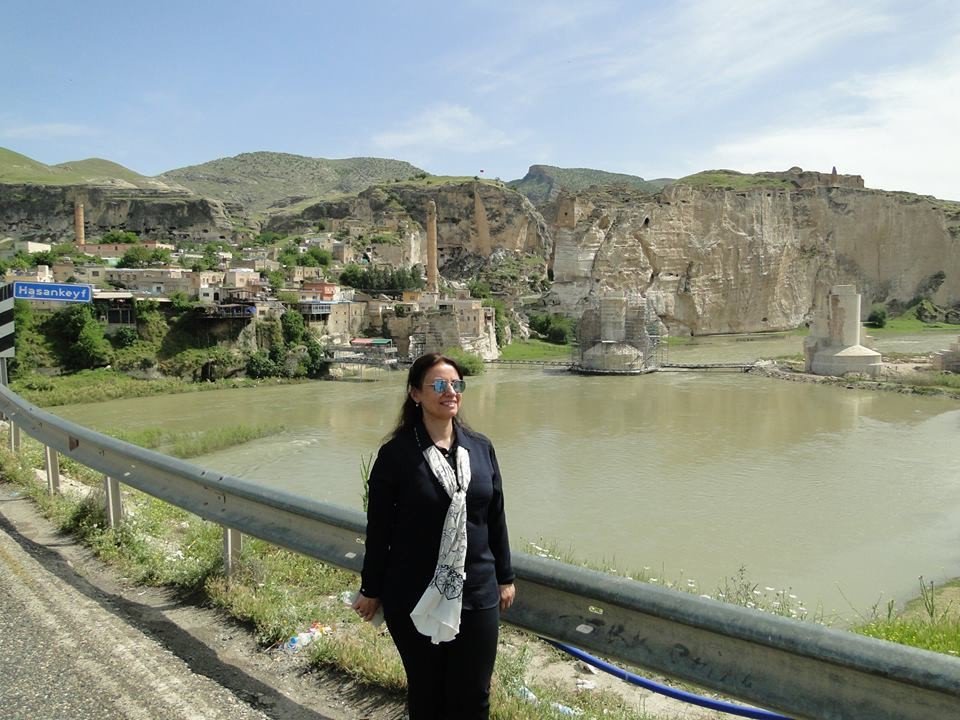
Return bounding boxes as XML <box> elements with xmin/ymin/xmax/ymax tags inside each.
<box><xmin>498</xmin><ymin>583</ymin><xmax>516</xmax><ymax>611</ymax></box>
<box><xmin>352</xmin><ymin>593</ymin><xmax>382</xmax><ymax>622</ymax></box>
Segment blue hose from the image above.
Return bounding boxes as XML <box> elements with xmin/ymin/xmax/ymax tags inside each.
<box><xmin>546</xmin><ymin>640</ymin><xmax>793</xmax><ymax>720</ymax></box>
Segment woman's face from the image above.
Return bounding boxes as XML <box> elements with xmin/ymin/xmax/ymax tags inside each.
<box><xmin>410</xmin><ymin>362</ymin><xmax>462</xmax><ymax>424</ymax></box>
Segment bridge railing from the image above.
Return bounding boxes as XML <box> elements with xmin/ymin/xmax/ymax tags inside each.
<box><xmin>1</xmin><ymin>383</ymin><xmax>958</xmax><ymax>720</ymax></box>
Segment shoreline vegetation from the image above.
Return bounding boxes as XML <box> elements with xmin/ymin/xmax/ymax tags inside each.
<box><xmin>1</xmin><ymin>330</ymin><xmax>958</xmax><ymax>717</ymax></box>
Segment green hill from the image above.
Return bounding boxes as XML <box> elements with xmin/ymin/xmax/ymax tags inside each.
<box><xmin>0</xmin><ymin>147</ymin><xmax>88</xmax><ymax>185</ymax></box>
<box><xmin>55</xmin><ymin>158</ymin><xmax>153</xmax><ymax>185</ymax></box>
<box><xmin>508</xmin><ymin>164</ymin><xmax>671</xmax><ymax>205</ymax></box>
<box><xmin>160</xmin><ymin>151</ymin><xmax>426</xmax><ymax>214</ymax></box>
<box><xmin>0</xmin><ymin>147</ymin><xmax>185</xmax><ymax>191</ymax></box>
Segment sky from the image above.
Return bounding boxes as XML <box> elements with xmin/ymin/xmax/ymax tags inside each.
<box><xmin>3</xmin><ymin>0</ymin><xmax>960</xmax><ymax>199</ymax></box>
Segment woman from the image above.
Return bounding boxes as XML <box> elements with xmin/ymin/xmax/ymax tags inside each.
<box><xmin>353</xmin><ymin>352</ymin><xmax>516</xmax><ymax>720</ymax></box>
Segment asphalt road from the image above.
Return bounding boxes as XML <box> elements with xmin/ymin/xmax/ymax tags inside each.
<box><xmin>0</xmin><ymin>482</ymin><xmax>401</xmax><ymax>720</ymax></box>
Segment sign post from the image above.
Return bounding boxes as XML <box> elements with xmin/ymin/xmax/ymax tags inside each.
<box><xmin>13</xmin><ymin>281</ymin><xmax>93</xmax><ymax>303</ymax></box>
<box><xmin>0</xmin><ymin>281</ymin><xmax>93</xmax><ymax>439</ymax></box>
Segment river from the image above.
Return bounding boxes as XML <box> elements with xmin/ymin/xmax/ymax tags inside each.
<box><xmin>55</xmin><ymin>332</ymin><xmax>960</xmax><ymax>622</ymax></box>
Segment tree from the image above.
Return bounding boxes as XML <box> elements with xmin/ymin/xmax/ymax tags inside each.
<box><xmin>266</xmin><ymin>270</ymin><xmax>285</xmax><ymax>290</ymax></box>
<box><xmin>254</xmin><ymin>231</ymin><xmax>285</xmax><ymax>246</ymax></box>
<box><xmin>281</xmin><ymin>308</ymin><xmax>306</xmax><ymax>345</ymax></box>
<box><xmin>339</xmin><ymin>264</ymin><xmax>364</xmax><ymax>288</ymax></box>
<box><xmin>468</xmin><ymin>279</ymin><xmax>491</xmax><ymax>299</ymax></box>
<box><xmin>73</xmin><ymin>321</ymin><xmax>114</xmax><ymax>369</ymax></box>
<box><xmin>867</xmin><ymin>304</ymin><xmax>888</xmax><ymax>328</ymax></box>
<box><xmin>100</xmin><ymin>230</ymin><xmax>140</xmax><ymax>244</ymax></box>
<box><xmin>44</xmin><ymin>304</ymin><xmax>113</xmax><ymax>370</ymax></box>
<box><xmin>246</xmin><ymin>350</ymin><xmax>279</xmax><ymax>378</ymax></box>
<box><xmin>169</xmin><ymin>291</ymin><xmax>196</xmax><ymax>312</ymax></box>
<box><xmin>117</xmin><ymin>245</ymin><xmax>155</xmax><ymax>268</ymax></box>
<box><xmin>112</xmin><ymin>326</ymin><xmax>140</xmax><ymax>348</ymax></box>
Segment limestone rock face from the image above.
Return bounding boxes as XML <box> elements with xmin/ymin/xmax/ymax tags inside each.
<box><xmin>269</xmin><ymin>182</ymin><xmax>549</xmax><ymax>256</ymax></box>
<box><xmin>546</xmin><ymin>184</ymin><xmax>960</xmax><ymax>335</ymax></box>
<box><xmin>379</xmin><ymin>182</ymin><xmax>550</xmax><ymax>259</ymax></box>
<box><xmin>0</xmin><ymin>184</ymin><xmax>234</xmax><ymax>242</ymax></box>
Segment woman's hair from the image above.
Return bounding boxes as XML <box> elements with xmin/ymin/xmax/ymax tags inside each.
<box><xmin>391</xmin><ymin>352</ymin><xmax>465</xmax><ymax>438</ymax></box>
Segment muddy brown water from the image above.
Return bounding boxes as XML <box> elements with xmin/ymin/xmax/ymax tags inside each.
<box><xmin>57</xmin><ymin>332</ymin><xmax>960</xmax><ymax>621</ymax></box>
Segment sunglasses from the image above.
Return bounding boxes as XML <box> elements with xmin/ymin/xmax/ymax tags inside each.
<box><xmin>430</xmin><ymin>378</ymin><xmax>466</xmax><ymax>394</ymax></box>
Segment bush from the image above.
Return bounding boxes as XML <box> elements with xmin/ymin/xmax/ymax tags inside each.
<box><xmin>112</xmin><ymin>326</ymin><xmax>140</xmax><ymax>349</ymax></box>
<box><xmin>867</xmin><ymin>304</ymin><xmax>888</xmax><ymax>328</ymax></box>
<box><xmin>246</xmin><ymin>350</ymin><xmax>280</xmax><ymax>379</ymax></box>
<box><xmin>483</xmin><ymin>299</ymin><xmax>507</xmax><ymax>346</ymax></box>
<box><xmin>442</xmin><ymin>348</ymin><xmax>484</xmax><ymax>376</ymax></box>
<box><xmin>530</xmin><ymin>313</ymin><xmax>575</xmax><ymax>345</ymax></box>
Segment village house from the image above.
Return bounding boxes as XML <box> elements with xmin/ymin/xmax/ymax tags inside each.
<box><xmin>105</xmin><ymin>267</ymin><xmax>195</xmax><ymax>296</ymax></box>
<box><xmin>59</xmin><ymin>263</ymin><xmax>108</xmax><ymax>285</ymax></box>
<box><xmin>0</xmin><ymin>238</ymin><xmax>52</xmax><ymax>260</ymax></box>
<box><xmin>80</xmin><ymin>240</ymin><xmax>175</xmax><ymax>261</ymax></box>
<box><xmin>287</xmin><ymin>265</ymin><xmax>326</xmax><ymax>283</ymax></box>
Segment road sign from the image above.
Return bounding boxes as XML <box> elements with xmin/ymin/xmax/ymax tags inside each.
<box><xmin>13</xmin><ymin>281</ymin><xmax>93</xmax><ymax>303</ymax></box>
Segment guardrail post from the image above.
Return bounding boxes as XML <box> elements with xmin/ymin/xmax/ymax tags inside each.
<box><xmin>11</xmin><ymin>423</ymin><xmax>20</xmax><ymax>452</ymax></box>
<box><xmin>223</xmin><ymin>527</ymin><xmax>242</xmax><ymax>576</ymax></box>
<box><xmin>44</xmin><ymin>445</ymin><xmax>60</xmax><ymax>495</ymax></box>
<box><xmin>103</xmin><ymin>475</ymin><xmax>122</xmax><ymax>528</ymax></box>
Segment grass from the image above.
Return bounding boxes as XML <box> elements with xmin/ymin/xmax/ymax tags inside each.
<box><xmin>10</xmin><ymin>369</ymin><xmax>301</xmax><ymax>407</ymax></box>
<box><xmin>866</xmin><ymin>316</ymin><xmax>959</xmax><ymax>334</ymax></box>
<box><xmin>110</xmin><ymin>423</ymin><xmax>286</xmax><ymax>459</ymax></box>
<box><xmin>0</xmin><ymin>146</ymin><xmax>88</xmax><ymax>185</ymax></box>
<box><xmin>674</xmin><ymin>170</ymin><xmax>795</xmax><ymax>191</ymax></box>
<box><xmin>854</xmin><ymin>578</ymin><xmax>960</xmax><ymax>658</ymax></box>
<box><xmin>395</xmin><ymin>175</ymin><xmax>504</xmax><ymax>187</ymax></box>
<box><xmin>499</xmin><ymin>339</ymin><xmax>574</xmax><ymax>361</ymax></box>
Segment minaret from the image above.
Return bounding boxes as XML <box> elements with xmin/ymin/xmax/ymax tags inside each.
<box><xmin>74</xmin><ymin>202</ymin><xmax>85</xmax><ymax>245</ymax></box>
<box><xmin>426</xmin><ymin>200</ymin><xmax>438</xmax><ymax>293</ymax></box>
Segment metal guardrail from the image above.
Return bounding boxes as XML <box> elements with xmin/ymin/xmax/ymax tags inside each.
<box><xmin>1</xmin><ymin>383</ymin><xmax>959</xmax><ymax>719</ymax></box>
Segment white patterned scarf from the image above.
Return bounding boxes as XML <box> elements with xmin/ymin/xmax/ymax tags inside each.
<box><xmin>410</xmin><ymin>443</ymin><xmax>471</xmax><ymax>643</ymax></box>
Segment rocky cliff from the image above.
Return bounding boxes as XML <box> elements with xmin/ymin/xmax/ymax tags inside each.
<box><xmin>0</xmin><ymin>184</ymin><xmax>234</xmax><ymax>242</ymax></box>
<box><xmin>545</xmin><ymin>184</ymin><xmax>960</xmax><ymax>335</ymax></box>
<box><xmin>267</xmin><ymin>180</ymin><xmax>552</xmax><ymax>291</ymax></box>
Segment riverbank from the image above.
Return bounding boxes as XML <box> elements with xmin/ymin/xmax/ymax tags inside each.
<box><xmin>11</xmin><ymin>368</ymin><xmax>311</xmax><ymax>408</ymax></box>
<box><xmin>749</xmin><ymin>358</ymin><xmax>960</xmax><ymax>401</ymax></box>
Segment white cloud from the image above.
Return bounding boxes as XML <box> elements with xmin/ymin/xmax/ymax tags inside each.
<box><xmin>1</xmin><ymin>122</ymin><xmax>97</xmax><ymax>139</ymax></box>
<box><xmin>372</xmin><ymin>104</ymin><xmax>514</xmax><ymax>156</ymax></box>
<box><xmin>705</xmin><ymin>41</ymin><xmax>960</xmax><ymax>199</ymax></box>
<box><xmin>599</xmin><ymin>0</ymin><xmax>894</xmax><ymax>100</ymax></box>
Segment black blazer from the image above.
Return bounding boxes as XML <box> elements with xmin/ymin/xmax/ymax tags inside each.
<box><xmin>359</xmin><ymin>423</ymin><xmax>515</xmax><ymax>614</ymax></box>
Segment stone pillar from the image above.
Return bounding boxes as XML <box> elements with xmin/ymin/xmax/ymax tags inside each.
<box><xmin>74</xmin><ymin>202</ymin><xmax>85</xmax><ymax>245</ymax></box>
<box><xmin>829</xmin><ymin>285</ymin><xmax>861</xmax><ymax>347</ymax></box>
<box><xmin>426</xmin><ymin>200</ymin><xmax>438</xmax><ymax>293</ymax></box>
<box><xmin>600</xmin><ymin>295</ymin><xmax>626</xmax><ymax>342</ymax></box>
